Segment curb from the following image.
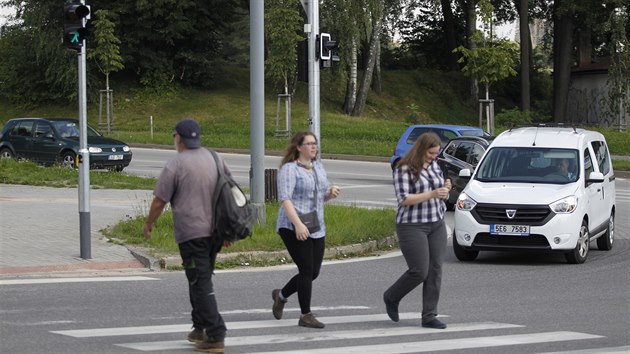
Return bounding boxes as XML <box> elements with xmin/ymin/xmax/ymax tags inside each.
<box><xmin>130</xmin><ymin>235</ymin><xmax>399</xmax><ymax>271</ymax></box>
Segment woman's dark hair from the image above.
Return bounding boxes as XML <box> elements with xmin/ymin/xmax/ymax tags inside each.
<box><xmin>280</xmin><ymin>131</ymin><xmax>318</xmax><ymax>166</ymax></box>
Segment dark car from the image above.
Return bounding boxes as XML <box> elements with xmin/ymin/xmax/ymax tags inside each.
<box><xmin>437</xmin><ymin>135</ymin><xmax>495</xmax><ymax>209</ymax></box>
<box><xmin>0</xmin><ymin>118</ymin><xmax>132</xmax><ymax>171</ymax></box>
<box><xmin>390</xmin><ymin>124</ymin><xmax>489</xmax><ymax>168</ymax></box>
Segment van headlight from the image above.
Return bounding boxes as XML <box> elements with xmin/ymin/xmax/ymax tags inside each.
<box><xmin>549</xmin><ymin>196</ymin><xmax>578</xmax><ymax>214</ymax></box>
<box><xmin>88</xmin><ymin>146</ymin><xmax>102</xmax><ymax>153</ymax></box>
<box><xmin>122</xmin><ymin>146</ymin><xmax>130</xmax><ymax>152</ymax></box>
<box><xmin>457</xmin><ymin>192</ymin><xmax>477</xmax><ymax>211</ymax></box>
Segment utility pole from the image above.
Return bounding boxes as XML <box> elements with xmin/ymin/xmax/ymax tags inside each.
<box><xmin>300</xmin><ymin>0</ymin><xmax>321</xmax><ymax>146</ymax></box>
<box><xmin>250</xmin><ymin>0</ymin><xmax>265</xmax><ymax>219</ymax></box>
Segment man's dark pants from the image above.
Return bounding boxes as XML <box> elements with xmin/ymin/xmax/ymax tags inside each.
<box><xmin>179</xmin><ymin>236</ymin><xmax>226</xmax><ymax>340</ymax></box>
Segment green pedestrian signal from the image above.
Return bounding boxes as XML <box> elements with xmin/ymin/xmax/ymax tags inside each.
<box><xmin>63</xmin><ymin>0</ymin><xmax>90</xmax><ymax>51</ymax></box>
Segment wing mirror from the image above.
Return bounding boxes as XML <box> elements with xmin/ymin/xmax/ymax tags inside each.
<box><xmin>587</xmin><ymin>171</ymin><xmax>604</xmax><ymax>183</ymax></box>
<box><xmin>459</xmin><ymin>168</ymin><xmax>472</xmax><ymax>179</ymax></box>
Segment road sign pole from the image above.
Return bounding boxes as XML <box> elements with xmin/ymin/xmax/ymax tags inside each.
<box><xmin>78</xmin><ymin>0</ymin><xmax>91</xmax><ymax>259</ymax></box>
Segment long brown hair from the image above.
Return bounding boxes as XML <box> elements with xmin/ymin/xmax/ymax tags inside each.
<box><xmin>397</xmin><ymin>132</ymin><xmax>441</xmax><ymax>179</ymax></box>
<box><xmin>280</xmin><ymin>131</ymin><xmax>318</xmax><ymax>166</ymax></box>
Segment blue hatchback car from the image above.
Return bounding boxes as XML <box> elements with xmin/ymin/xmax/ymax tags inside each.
<box><xmin>390</xmin><ymin>124</ymin><xmax>488</xmax><ymax>168</ymax></box>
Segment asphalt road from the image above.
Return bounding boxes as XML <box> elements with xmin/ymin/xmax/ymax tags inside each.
<box><xmin>1</xmin><ymin>149</ymin><xmax>628</xmax><ymax>353</ymax></box>
<box><xmin>1</xmin><ymin>241</ymin><xmax>629</xmax><ymax>354</ymax></box>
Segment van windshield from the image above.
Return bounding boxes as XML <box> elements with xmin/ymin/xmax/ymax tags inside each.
<box><xmin>475</xmin><ymin>147</ymin><xmax>579</xmax><ymax>184</ymax></box>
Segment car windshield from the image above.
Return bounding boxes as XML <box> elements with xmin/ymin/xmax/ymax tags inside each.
<box><xmin>475</xmin><ymin>147</ymin><xmax>579</xmax><ymax>184</ymax></box>
<box><xmin>52</xmin><ymin>121</ymin><xmax>101</xmax><ymax>138</ymax></box>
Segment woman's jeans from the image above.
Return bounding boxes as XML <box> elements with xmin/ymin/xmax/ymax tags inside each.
<box><xmin>384</xmin><ymin>220</ymin><xmax>447</xmax><ymax>323</ymax></box>
<box><xmin>278</xmin><ymin>228</ymin><xmax>325</xmax><ymax>315</ymax></box>
<box><xmin>179</xmin><ymin>236</ymin><xmax>227</xmax><ymax>340</ymax></box>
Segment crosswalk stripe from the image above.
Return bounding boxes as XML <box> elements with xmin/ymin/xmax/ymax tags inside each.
<box><xmin>537</xmin><ymin>345</ymin><xmax>630</xmax><ymax>354</ymax></box>
<box><xmin>0</xmin><ymin>276</ymin><xmax>159</xmax><ymax>285</ymax></box>
<box><xmin>254</xmin><ymin>331</ymin><xmax>604</xmax><ymax>354</ymax></box>
<box><xmin>115</xmin><ymin>321</ymin><xmax>524</xmax><ymax>351</ymax></box>
<box><xmin>51</xmin><ymin>312</ymin><xmax>424</xmax><ymax>338</ymax></box>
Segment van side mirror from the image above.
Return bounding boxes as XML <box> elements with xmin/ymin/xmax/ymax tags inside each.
<box><xmin>459</xmin><ymin>169</ymin><xmax>471</xmax><ymax>179</ymax></box>
<box><xmin>587</xmin><ymin>171</ymin><xmax>604</xmax><ymax>183</ymax></box>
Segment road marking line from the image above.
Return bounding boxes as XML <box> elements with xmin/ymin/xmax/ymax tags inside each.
<box><xmin>0</xmin><ymin>276</ymin><xmax>159</xmax><ymax>286</ymax></box>
<box><xmin>116</xmin><ymin>322</ymin><xmax>524</xmax><ymax>351</ymax></box>
<box><xmin>51</xmin><ymin>312</ymin><xmax>423</xmax><ymax>338</ymax></box>
<box><xmin>537</xmin><ymin>345</ymin><xmax>630</xmax><ymax>354</ymax></box>
<box><xmin>254</xmin><ymin>331</ymin><xmax>603</xmax><ymax>354</ymax></box>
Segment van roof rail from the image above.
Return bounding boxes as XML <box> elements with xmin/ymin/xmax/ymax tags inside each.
<box><xmin>507</xmin><ymin>122</ymin><xmax>578</xmax><ymax>133</ymax></box>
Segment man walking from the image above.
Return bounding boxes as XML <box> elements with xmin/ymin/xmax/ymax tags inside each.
<box><xmin>143</xmin><ymin>118</ymin><xmax>229</xmax><ymax>353</ymax></box>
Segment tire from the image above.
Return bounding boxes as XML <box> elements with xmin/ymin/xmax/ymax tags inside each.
<box><xmin>565</xmin><ymin>220</ymin><xmax>590</xmax><ymax>264</ymax></box>
<box><xmin>59</xmin><ymin>151</ymin><xmax>76</xmax><ymax>169</ymax></box>
<box><xmin>0</xmin><ymin>147</ymin><xmax>14</xmax><ymax>159</ymax></box>
<box><xmin>453</xmin><ymin>235</ymin><xmax>479</xmax><ymax>261</ymax></box>
<box><xmin>596</xmin><ymin>212</ymin><xmax>614</xmax><ymax>251</ymax></box>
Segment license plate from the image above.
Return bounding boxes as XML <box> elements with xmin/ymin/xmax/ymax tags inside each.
<box><xmin>108</xmin><ymin>154</ymin><xmax>123</xmax><ymax>160</ymax></box>
<box><xmin>490</xmin><ymin>224</ymin><xmax>530</xmax><ymax>236</ymax></box>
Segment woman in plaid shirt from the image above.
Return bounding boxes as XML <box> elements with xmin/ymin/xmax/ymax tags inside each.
<box><xmin>384</xmin><ymin>132</ymin><xmax>452</xmax><ymax>329</ymax></box>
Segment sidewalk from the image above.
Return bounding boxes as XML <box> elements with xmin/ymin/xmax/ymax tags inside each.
<box><xmin>0</xmin><ymin>184</ymin><xmax>154</xmax><ymax>277</ymax></box>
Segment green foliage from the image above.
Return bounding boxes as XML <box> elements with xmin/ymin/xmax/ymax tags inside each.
<box><xmin>604</xmin><ymin>5</ymin><xmax>630</xmax><ymax>122</ymax></box>
<box><xmin>264</xmin><ymin>0</ymin><xmax>303</xmax><ymax>94</ymax></box>
<box><xmin>405</xmin><ymin>103</ymin><xmax>421</xmax><ymax>124</ymax></box>
<box><xmin>87</xmin><ymin>10</ymin><xmax>124</xmax><ymax>78</ymax></box>
<box><xmin>495</xmin><ymin>107</ymin><xmax>532</xmax><ymax>128</ymax></box>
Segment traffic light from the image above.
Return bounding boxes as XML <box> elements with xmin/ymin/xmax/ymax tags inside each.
<box><xmin>319</xmin><ymin>33</ymin><xmax>337</xmax><ymax>61</ymax></box>
<box><xmin>63</xmin><ymin>0</ymin><xmax>90</xmax><ymax>51</ymax></box>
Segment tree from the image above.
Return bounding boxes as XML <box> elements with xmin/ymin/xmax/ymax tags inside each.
<box><xmin>453</xmin><ymin>0</ymin><xmax>518</xmax><ymax>132</ymax></box>
<box><xmin>264</xmin><ymin>0</ymin><xmax>303</xmax><ymax>95</ymax></box>
<box><xmin>87</xmin><ymin>9</ymin><xmax>124</xmax><ymax>132</ymax></box>
<box><xmin>605</xmin><ymin>4</ymin><xmax>630</xmax><ymax>128</ymax></box>
<box><xmin>516</xmin><ymin>0</ymin><xmax>530</xmax><ymax>112</ymax></box>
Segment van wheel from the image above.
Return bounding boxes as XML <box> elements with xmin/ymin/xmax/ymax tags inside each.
<box><xmin>565</xmin><ymin>220</ymin><xmax>589</xmax><ymax>264</ymax></box>
<box><xmin>596</xmin><ymin>212</ymin><xmax>614</xmax><ymax>251</ymax></box>
<box><xmin>453</xmin><ymin>236</ymin><xmax>478</xmax><ymax>261</ymax></box>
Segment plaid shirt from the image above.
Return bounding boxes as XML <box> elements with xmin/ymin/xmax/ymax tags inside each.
<box><xmin>393</xmin><ymin>160</ymin><xmax>446</xmax><ymax>224</ymax></box>
<box><xmin>276</xmin><ymin>160</ymin><xmax>330</xmax><ymax>239</ymax></box>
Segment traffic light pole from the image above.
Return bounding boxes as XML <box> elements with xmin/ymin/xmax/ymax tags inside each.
<box><xmin>78</xmin><ymin>3</ymin><xmax>91</xmax><ymax>259</ymax></box>
<box><xmin>305</xmin><ymin>0</ymin><xmax>321</xmax><ymax>148</ymax></box>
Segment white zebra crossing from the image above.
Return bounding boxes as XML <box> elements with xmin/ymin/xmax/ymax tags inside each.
<box><xmin>51</xmin><ymin>312</ymin><xmax>609</xmax><ymax>353</ymax></box>
<box><xmin>116</xmin><ymin>322</ymin><xmax>524</xmax><ymax>351</ymax></box>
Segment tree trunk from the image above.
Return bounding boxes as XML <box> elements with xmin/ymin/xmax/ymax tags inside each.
<box><xmin>371</xmin><ymin>35</ymin><xmax>382</xmax><ymax>94</ymax></box>
<box><xmin>351</xmin><ymin>17</ymin><xmax>382</xmax><ymax>117</ymax></box>
<box><xmin>343</xmin><ymin>37</ymin><xmax>358</xmax><ymax>114</ymax></box>
<box><xmin>552</xmin><ymin>0</ymin><xmax>574</xmax><ymax>122</ymax></box>
<box><xmin>516</xmin><ymin>0</ymin><xmax>530</xmax><ymax>111</ymax></box>
<box><xmin>441</xmin><ymin>0</ymin><xmax>459</xmax><ymax>71</ymax></box>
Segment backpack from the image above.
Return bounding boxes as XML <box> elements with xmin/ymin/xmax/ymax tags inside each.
<box><xmin>209</xmin><ymin>149</ymin><xmax>255</xmax><ymax>242</ymax></box>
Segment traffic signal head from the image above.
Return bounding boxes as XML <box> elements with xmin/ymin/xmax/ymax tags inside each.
<box><xmin>319</xmin><ymin>33</ymin><xmax>338</xmax><ymax>61</ymax></box>
<box><xmin>63</xmin><ymin>1</ymin><xmax>90</xmax><ymax>51</ymax></box>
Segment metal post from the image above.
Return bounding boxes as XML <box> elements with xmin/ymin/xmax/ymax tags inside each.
<box><xmin>307</xmin><ymin>0</ymin><xmax>321</xmax><ymax>149</ymax></box>
<box><xmin>78</xmin><ymin>2</ymin><xmax>91</xmax><ymax>259</ymax></box>
<box><xmin>249</xmin><ymin>0</ymin><xmax>265</xmax><ymax>221</ymax></box>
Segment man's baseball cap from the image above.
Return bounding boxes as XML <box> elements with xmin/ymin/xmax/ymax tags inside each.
<box><xmin>175</xmin><ymin>119</ymin><xmax>201</xmax><ymax>149</ymax></box>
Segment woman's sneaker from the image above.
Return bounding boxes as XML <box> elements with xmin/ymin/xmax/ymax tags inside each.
<box><xmin>298</xmin><ymin>313</ymin><xmax>325</xmax><ymax>329</ymax></box>
<box><xmin>271</xmin><ymin>289</ymin><xmax>287</xmax><ymax>320</ymax></box>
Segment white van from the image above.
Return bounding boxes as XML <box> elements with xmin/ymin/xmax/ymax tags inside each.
<box><xmin>453</xmin><ymin>126</ymin><xmax>616</xmax><ymax>264</ymax></box>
